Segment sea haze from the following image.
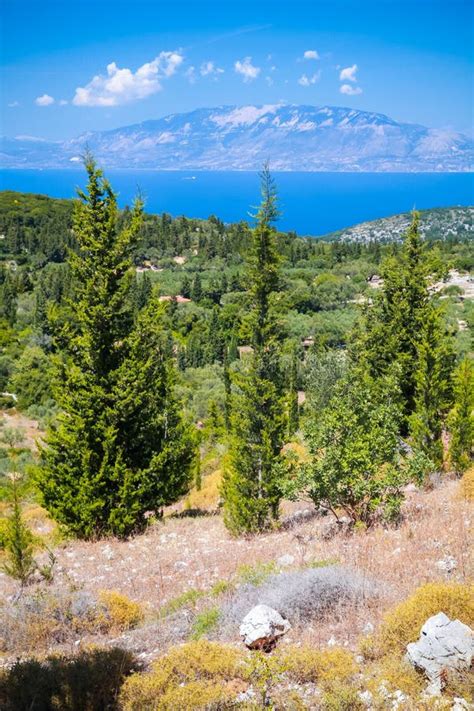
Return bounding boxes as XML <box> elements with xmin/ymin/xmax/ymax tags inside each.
<box><xmin>0</xmin><ymin>169</ymin><xmax>473</xmax><ymax>235</ymax></box>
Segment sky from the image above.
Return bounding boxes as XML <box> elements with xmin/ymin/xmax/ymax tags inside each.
<box><xmin>1</xmin><ymin>0</ymin><xmax>473</xmax><ymax>141</ymax></box>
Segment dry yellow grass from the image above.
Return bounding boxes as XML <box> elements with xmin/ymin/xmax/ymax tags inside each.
<box><xmin>460</xmin><ymin>466</ymin><xmax>474</xmax><ymax>501</ymax></box>
<box><xmin>363</xmin><ymin>581</ymin><xmax>474</xmax><ymax>659</ymax></box>
<box><xmin>98</xmin><ymin>590</ymin><xmax>144</xmax><ymax>632</ymax></box>
<box><xmin>119</xmin><ymin>641</ymin><xmax>244</xmax><ymax>711</ymax></box>
<box><xmin>184</xmin><ymin>468</ymin><xmax>222</xmax><ymax>511</ymax></box>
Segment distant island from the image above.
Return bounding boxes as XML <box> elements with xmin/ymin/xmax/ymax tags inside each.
<box><xmin>2</xmin><ymin>104</ymin><xmax>473</xmax><ymax>172</ymax></box>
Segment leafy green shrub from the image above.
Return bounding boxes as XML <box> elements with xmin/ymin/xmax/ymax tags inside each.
<box><xmin>190</xmin><ymin>607</ymin><xmax>221</xmax><ymax>640</ymax></box>
<box><xmin>293</xmin><ymin>372</ymin><xmax>407</xmax><ymax>525</ymax></box>
<box><xmin>0</xmin><ymin>647</ymin><xmax>137</xmax><ymax>711</ymax></box>
<box><xmin>236</xmin><ymin>560</ymin><xmax>278</xmax><ymax>586</ymax></box>
<box><xmin>159</xmin><ymin>588</ymin><xmax>205</xmax><ymax>618</ymax></box>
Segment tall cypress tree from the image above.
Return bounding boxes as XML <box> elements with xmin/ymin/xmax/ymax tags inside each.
<box><xmin>448</xmin><ymin>357</ymin><xmax>473</xmax><ymax>473</ymax></box>
<box><xmin>222</xmin><ymin>165</ymin><xmax>286</xmax><ymax>534</ymax></box>
<box><xmin>409</xmin><ymin>305</ymin><xmax>454</xmax><ymax>467</ymax></box>
<box><xmin>353</xmin><ymin>212</ymin><xmax>432</xmax><ymax>421</ymax></box>
<box><xmin>37</xmin><ymin>159</ymin><xmax>195</xmax><ymax>539</ymax></box>
<box><xmin>287</xmin><ymin>348</ymin><xmax>300</xmax><ymax>437</ymax></box>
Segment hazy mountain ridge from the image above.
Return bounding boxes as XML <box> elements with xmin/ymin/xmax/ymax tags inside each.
<box><xmin>2</xmin><ymin>104</ymin><xmax>473</xmax><ymax>171</ymax></box>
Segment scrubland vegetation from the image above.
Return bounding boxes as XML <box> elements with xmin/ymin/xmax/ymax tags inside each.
<box><xmin>0</xmin><ymin>161</ymin><xmax>472</xmax><ymax>709</ymax></box>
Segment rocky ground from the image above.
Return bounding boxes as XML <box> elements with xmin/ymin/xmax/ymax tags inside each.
<box><xmin>1</xmin><ymin>474</ymin><xmax>472</xmax><ymax>666</ymax></box>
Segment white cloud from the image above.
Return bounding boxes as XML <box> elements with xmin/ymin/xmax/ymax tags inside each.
<box><xmin>303</xmin><ymin>50</ymin><xmax>319</xmax><ymax>60</ymax></box>
<box><xmin>72</xmin><ymin>51</ymin><xmax>183</xmax><ymax>107</ymax></box>
<box><xmin>298</xmin><ymin>71</ymin><xmax>321</xmax><ymax>86</ymax></box>
<box><xmin>340</xmin><ymin>83</ymin><xmax>362</xmax><ymax>95</ymax></box>
<box><xmin>35</xmin><ymin>94</ymin><xmax>55</xmax><ymax>106</ymax></box>
<box><xmin>200</xmin><ymin>61</ymin><xmax>224</xmax><ymax>77</ymax></box>
<box><xmin>8</xmin><ymin>101</ymin><xmax>20</xmax><ymax>107</ymax></box>
<box><xmin>339</xmin><ymin>64</ymin><xmax>358</xmax><ymax>82</ymax></box>
<box><xmin>185</xmin><ymin>66</ymin><xmax>197</xmax><ymax>84</ymax></box>
<box><xmin>59</xmin><ymin>99</ymin><xmax>68</xmax><ymax>106</ymax></box>
<box><xmin>234</xmin><ymin>56</ymin><xmax>260</xmax><ymax>82</ymax></box>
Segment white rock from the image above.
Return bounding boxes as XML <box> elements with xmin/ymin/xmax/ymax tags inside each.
<box><xmin>240</xmin><ymin>604</ymin><xmax>291</xmax><ymax>649</ymax></box>
<box><xmin>358</xmin><ymin>690</ymin><xmax>373</xmax><ymax>705</ymax></box>
<box><xmin>363</xmin><ymin>622</ymin><xmax>375</xmax><ymax>634</ymax></box>
<box><xmin>101</xmin><ymin>546</ymin><xmax>114</xmax><ymax>560</ymax></box>
<box><xmin>435</xmin><ymin>556</ymin><xmax>457</xmax><ymax>574</ymax></box>
<box><xmin>327</xmin><ymin>636</ymin><xmax>337</xmax><ymax>647</ymax></box>
<box><xmin>277</xmin><ymin>554</ymin><xmax>295</xmax><ymax>567</ymax></box>
<box><xmin>406</xmin><ymin>612</ymin><xmax>474</xmax><ymax>684</ymax></box>
<box><xmin>451</xmin><ymin>698</ymin><xmax>471</xmax><ymax>711</ymax></box>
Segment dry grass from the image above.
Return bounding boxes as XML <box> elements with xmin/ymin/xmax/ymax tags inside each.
<box><xmin>183</xmin><ymin>468</ymin><xmax>222</xmax><ymax>511</ymax></box>
<box><xmin>460</xmin><ymin>466</ymin><xmax>474</xmax><ymax>501</ymax></box>
<box><xmin>0</xmin><ymin>478</ymin><xmax>472</xmax><ymax>666</ymax></box>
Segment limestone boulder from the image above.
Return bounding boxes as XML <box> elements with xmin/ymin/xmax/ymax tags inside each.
<box><xmin>240</xmin><ymin>604</ymin><xmax>291</xmax><ymax>651</ymax></box>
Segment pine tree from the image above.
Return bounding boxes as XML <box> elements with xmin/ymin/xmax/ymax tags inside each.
<box><xmin>448</xmin><ymin>357</ymin><xmax>473</xmax><ymax>473</ymax></box>
<box><xmin>37</xmin><ymin>159</ymin><xmax>196</xmax><ymax>539</ymax></box>
<box><xmin>409</xmin><ymin>305</ymin><xmax>454</xmax><ymax>467</ymax></box>
<box><xmin>222</xmin><ymin>165</ymin><xmax>286</xmax><ymax>534</ymax></box>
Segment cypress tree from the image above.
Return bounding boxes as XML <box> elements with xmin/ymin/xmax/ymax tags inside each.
<box><xmin>222</xmin><ymin>165</ymin><xmax>286</xmax><ymax>534</ymax></box>
<box><xmin>448</xmin><ymin>357</ymin><xmax>473</xmax><ymax>473</ymax></box>
<box><xmin>223</xmin><ymin>353</ymin><xmax>232</xmax><ymax>431</ymax></box>
<box><xmin>192</xmin><ymin>273</ymin><xmax>202</xmax><ymax>302</ymax></box>
<box><xmin>0</xmin><ymin>274</ymin><xmax>17</xmax><ymax>326</ymax></box>
<box><xmin>287</xmin><ymin>348</ymin><xmax>299</xmax><ymax>437</ymax></box>
<box><xmin>353</xmin><ymin>212</ymin><xmax>432</xmax><ymax>422</ymax></box>
<box><xmin>409</xmin><ymin>305</ymin><xmax>454</xmax><ymax>467</ymax></box>
<box><xmin>37</xmin><ymin>159</ymin><xmax>196</xmax><ymax>539</ymax></box>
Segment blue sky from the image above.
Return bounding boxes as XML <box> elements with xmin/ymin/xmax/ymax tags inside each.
<box><xmin>1</xmin><ymin>0</ymin><xmax>473</xmax><ymax>140</ymax></box>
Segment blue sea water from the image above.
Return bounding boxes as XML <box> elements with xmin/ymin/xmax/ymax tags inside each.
<box><xmin>0</xmin><ymin>169</ymin><xmax>473</xmax><ymax>236</ymax></box>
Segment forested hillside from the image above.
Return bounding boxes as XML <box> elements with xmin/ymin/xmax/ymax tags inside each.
<box><xmin>0</xmin><ymin>171</ymin><xmax>472</xmax><ymax>709</ymax></box>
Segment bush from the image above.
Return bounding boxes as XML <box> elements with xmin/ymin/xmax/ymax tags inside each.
<box><xmin>0</xmin><ymin>589</ymin><xmax>141</xmax><ymax>654</ymax></box>
<box><xmin>364</xmin><ymin>654</ymin><xmax>425</xmax><ymax>702</ymax></box>
<box><xmin>278</xmin><ymin>646</ymin><xmax>357</xmax><ymax>686</ymax></box>
<box><xmin>220</xmin><ymin>566</ymin><xmax>378</xmax><ymax>634</ymax></box>
<box><xmin>364</xmin><ymin>582</ymin><xmax>474</xmax><ymax>658</ymax></box>
<box><xmin>159</xmin><ymin>588</ymin><xmax>205</xmax><ymax>618</ymax></box>
<box><xmin>99</xmin><ymin>590</ymin><xmax>144</xmax><ymax>631</ymax></box>
<box><xmin>190</xmin><ymin>607</ymin><xmax>221</xmax><ymax>640</ymax></box>
<box><xmin>322</xmin><ymin>685</ymin><xmax>365</xmax><ymax>711</ymax></box>
<box><xmin>0</xmin><ymin>647</ymin><xmax>137</xmax><ymax>711</ymax></box>
<box><xmin>460</xmin><ymin>466</ymin><xmax>474</xmax><ymax>501</ymax></box>
<box><xmin>297</xmin><ymin>372</ymin><xmax>406</xmax><ymax>526</ymax></box>
<box><xmin>119</xmin><ymin>640</ymin><xmax>245</xmax><ymax>711</ymax></box>
<box><xmin>236</xmin><ymin>560</ymin><xmax>278</xmax><ymax>586</ymax></box>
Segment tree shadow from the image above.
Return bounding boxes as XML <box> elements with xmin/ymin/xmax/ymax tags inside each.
<box><xmin>0</xmin><ymin>647</ymin><xmax>138</xmax><ymax>711</ymax></box>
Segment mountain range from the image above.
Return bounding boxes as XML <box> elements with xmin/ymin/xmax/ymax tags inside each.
<box><xmin>2</xmin><ymin>104</ymin><xmax>473</xmax><ymax>172</ymax></box>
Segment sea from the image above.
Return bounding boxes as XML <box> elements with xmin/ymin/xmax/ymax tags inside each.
<box><xmin>0</xmin><ymin>169</ymin><xmax>473</xmax><ymax>236</ymax></box>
